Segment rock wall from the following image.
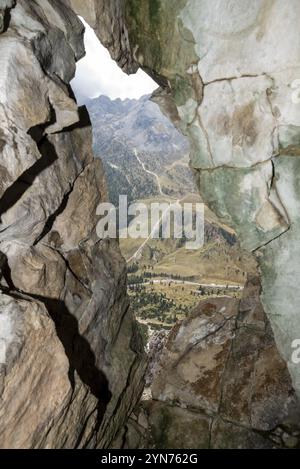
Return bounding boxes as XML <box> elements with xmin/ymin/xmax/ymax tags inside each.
<box><xmin>110</xmin><ymin>277</ymin><xmax>300</xmax><ymax>449</ymax></box>
<box><xmin>0</xmin><ymin>0</ymin><xmax>145</xmax><ymax>448</ymax></box>
<box><xmin>147</xmin><ymin>277</ymin><xmax>300</xmax><ymax>448</ymax></box>
<box><xmin>75</xmin><ymin>0</ymin><xmax>300</xmax><ymax>398</ymax></box>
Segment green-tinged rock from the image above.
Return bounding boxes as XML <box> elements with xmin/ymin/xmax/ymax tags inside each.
<box><xmin>196</xmin><ymin>162</ymin><xmax>289</xmax><ymax>251</ymax></box>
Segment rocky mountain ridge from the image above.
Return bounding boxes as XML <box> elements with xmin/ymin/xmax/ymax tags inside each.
<box><xmin>86</xmin><ymin>94</ymin><xmax>192</xmax><ymax>204</ymax></box>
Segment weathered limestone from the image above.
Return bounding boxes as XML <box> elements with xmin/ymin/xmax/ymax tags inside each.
<box><xmin>0</xmin><ymin>293</ymin><xmax>72</xmax><ymax>448</ymax></box>
<box><xmin>195</xmin><ymin>162</ymin><xmax>288</xmax><ymax>251</ymax></box>
<box><xmin>69</xmin><ymin>0</ymin><xmax>137</xmax><ymax>73</ymax></box>
<box><xmin>0</xmin><ymin>0</ymin><xmax>146</xmax><ymax>448</ymax></box>
<box><xmin>259</xmin><ymin>155</ymin><xmax>300</xmax><ymax>395</ymax></box>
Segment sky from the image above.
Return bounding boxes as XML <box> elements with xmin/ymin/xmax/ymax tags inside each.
<box><xmin>71</xmin><ymin>18</ymin><xmax>158</xmax><ymax>104</ymax></box>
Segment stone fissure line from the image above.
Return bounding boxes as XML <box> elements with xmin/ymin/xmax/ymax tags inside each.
<box><xmin>173</xmin><ymin>315</ymin><xmax>235</xmax><ymax>369</ymax></box>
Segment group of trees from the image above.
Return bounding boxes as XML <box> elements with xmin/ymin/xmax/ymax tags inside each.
<box><xmin>128</xmin><ymin>272</ymin><xmax>188</xmax><ymax>287</ymax></box>
<box><xmin>127</xmin><ymin>262</ymin><xmax>139</xmax><ymax>274</ymax></box>
<box><xmin>128</xmin><ymin>274</ymin><xmax>145</xmax><ymax>286</ymax></box>
<box><xmin>129</xmin><ymin>285</ymin><xmax>190</xmax><ymax>325</ymax></box>
<box><xmin>143</xmin><ymin>271</ymin><xmax>194</xmax><ymax>281</ymax></box>
<box><xmin>127</xmin><ymin>267</ymin><xmax>240</xmax><ymax>329</ymax></box>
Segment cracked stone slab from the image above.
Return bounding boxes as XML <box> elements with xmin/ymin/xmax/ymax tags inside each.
<box><xmin>192</xmin><ymin>76</ymin><xmax>276</xmax><ymax>169</ymax></box>
<box><xmin>259</xmin><ymin>155</ymin><xmax>300</xmax><ymax>399</ymax></box>
<box><xmin>0</xmin><ymin>30</ymin><xmax>80</xmax><ymax>202</ymax></box>
<box><xmin>0</xmin><ymin>293</ymin><xmax>72</xmax><ymax>448</ymax></box>
<box><xmin>46</xmin><ymin>159</ymin><xmax>107</xmax><ymax>251</ymax></box>
<box><xmin>195</xmin><ymin>160</ymin><xmax>289</xmax><ymax>251</ymax></box>
<box><xmin>10</xmin><ymin>0</ymin><xmax>85</xmax><ymax>62</ymax></box>
<box><xmin>180</xmin><ymin>0</ymin><xmax>300</xmax><ymax>83</ymax></box>
<box><xmin>151</xmin><ymin>297</ymin><xmax>238</xmax><ymax>413</ymax></box>
<box><xmin>0</xmin><ymin>124</ymin><xmax>91</xmax><ymax>246</ymax></box>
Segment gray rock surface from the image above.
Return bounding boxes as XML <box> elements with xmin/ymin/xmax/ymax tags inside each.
<box><xmin>0</xmin><ymin>0</ymin><xmax>146</xmax><ymax>449</ymax></box>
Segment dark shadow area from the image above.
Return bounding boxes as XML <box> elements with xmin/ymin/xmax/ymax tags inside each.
<box><xmin>0</xmin><ymin>137</ymin><xmax>58</xmax><ymax>222</ymax></box>
<box><xmin>2</xmin><ymin>9</ymin><xmax>11</xmax><ymax>33</ymax></box>
<box><xmin>33</xmin><ymin>187</ymin><xmax>71</xmax><ymax>245</ymax></box>
<box><xmin>30</xmin><ymin>294</ymin><xmax>112</xmax><ymax>407</ymax></box>
<box><xmin>28</xmin><ymin>106</ymin><xmax>57</xmax><ymax>143</ymax></box>
<box><xmin>0</xmin><ymin>252</ymin><xmax>15</xmax><ymax>290</ymax></box>
<box><xmin>1</xmin><ymin>2</ymin><xmax>16</xmax><ymax>34</ymax></box>
<box><xmin>32</xmin><ymin>108</ymin><xmax>91</xmax><ymax>245</ymax></box>
<box><xmin>0</xmin><ymin>255</ymin><xmax>112</xmax><ymax>444</ymax></box>
<box><xmin>67</xmin><ymin>105</ymin><xmax>92</xmax><ymax>131</ymax></box>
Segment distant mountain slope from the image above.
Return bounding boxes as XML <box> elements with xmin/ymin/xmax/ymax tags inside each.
<box><xmin>86</xmin><ymin>94</ymin><xmax>187</xmax><ymax>156</ymax></box>
<box><xmin>86</xmin><ymin>94</ymin><xmax>256</xmax><ymax>329</ymax></box>
<box><xmin>86</xmin><ymin>95</ymin><xmax>193</xmax><ymax>205</ymax></box>
<box><xmin>86</xmin><ymin>95</ymin><xmax>240</xmax><ymax>249</ymax></box>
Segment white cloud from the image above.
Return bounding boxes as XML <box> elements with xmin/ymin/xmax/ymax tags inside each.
<box><xmin>71</xmin><ymin>18</ymin><xmax>158</xmax><ymax>104</ymax></box>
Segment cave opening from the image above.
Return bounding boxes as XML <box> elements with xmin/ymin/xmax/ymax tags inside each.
<box><xmin>71</xmin><ymin>17</ymin><xmax>255</xmax><ymax>397</ymax></box>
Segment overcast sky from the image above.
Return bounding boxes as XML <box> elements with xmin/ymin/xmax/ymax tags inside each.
<box><xmin>71</xmin><ymin>18</ymin><xmax>158</xmax><ymax>104</ymax></box>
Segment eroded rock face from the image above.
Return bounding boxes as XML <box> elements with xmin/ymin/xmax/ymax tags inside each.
<box><xmin>145</xmin><ymin>277</ymin><xmax>300</xmax><ymax>449</ymax></box>
<box><xmin>76</xmin><ymin>0</ymin><xmax>300</xmax><ymax>399</ymax></box>
<box><xmin>0</xmin><ymin>0</ymin><xmax>145</xmax><ymax>448</ymax></box>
